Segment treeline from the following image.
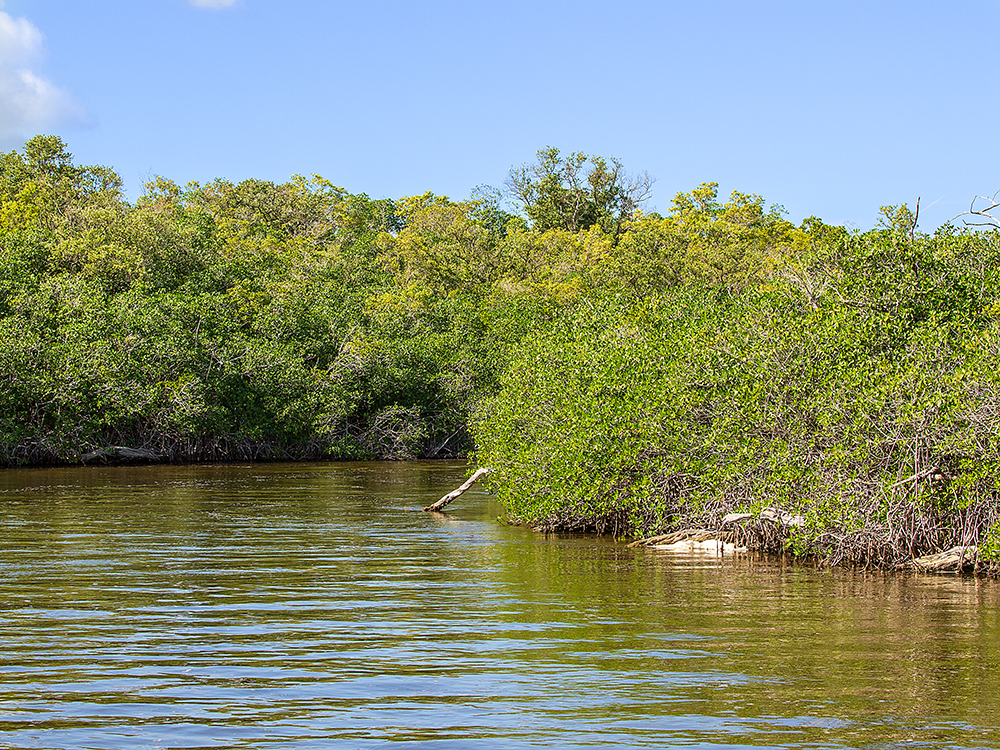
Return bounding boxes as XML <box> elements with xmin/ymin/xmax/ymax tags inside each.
<box><xmin>472</xmin><ymin>199</ymin><xmax>1000</xmax><ymax>570</ymax></box>
<box><xmin>3</xmin><ymin>136</ymin><xmax>1000</xmax><ymax>568</ymax></box>
<box><xmin>0</xmin><ymin>138</ymin><xmax>662</xmax><ymax>464</ymax></box>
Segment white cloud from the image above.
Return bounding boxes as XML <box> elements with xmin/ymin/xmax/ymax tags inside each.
<box><xmin>0</xmin><ymin>11</ymin><xmax>85</xmax><ymax>143</ymax></box>
<box><xmin>188</xmin><ymin>0</ymin><xmax>239</xmax><ymax>8</ymax></box>
<box><xmin>0</xmin><ymin>68</ymin><xmax>85</xmax><ymax>140</ymax></box>
<box><xmin>0</xmin><ymin>10</ymin><xmax>43</xmax><ymax>65</ymax></box>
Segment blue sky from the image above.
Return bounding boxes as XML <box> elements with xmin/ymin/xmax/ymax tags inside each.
<box><xmin>1</xmin><ymin>0</ymin><xmax>998</xmax><ymax>230</ymax></box>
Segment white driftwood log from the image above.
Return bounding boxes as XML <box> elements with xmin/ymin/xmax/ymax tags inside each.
<box><xmin>759</xmin><ymin>508</ymin><xmax>805</xmax><ymax>527</ymax></box>
<box><xmin>627</xmin><ymin>529</ymin><xmax>745</xmax><ymax>554</ymax></box>
<box><xmin>424</xmin><ymin>467</ymin><xmax>491</xmax><ymax>512</ymax></box>
<box><xmin>908</xmin><ymin>546</ymin><xmax>978</xmax><ymax>572</ymax></box>
<box><xmin>720</xmin><ymin>508</ymin><xmax>804</xmax><ymax>527</ymax></box>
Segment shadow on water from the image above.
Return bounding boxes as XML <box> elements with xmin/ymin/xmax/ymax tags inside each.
<box><xmin>1</xmin><ymin>461</ymin><xmax>998</xmax><ymax>749</ymax></box>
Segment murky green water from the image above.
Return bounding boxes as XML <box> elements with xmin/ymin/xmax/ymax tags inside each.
<box><xmin>1</xmin><ymin>461</ymin><xmax>998</xmax><ymax>749</ymax></box>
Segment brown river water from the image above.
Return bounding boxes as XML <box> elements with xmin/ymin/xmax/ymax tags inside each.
<box><xmin>0</xmin><ymin>461</ymin><xmax>998</xmax><ymax>749</ymax></box>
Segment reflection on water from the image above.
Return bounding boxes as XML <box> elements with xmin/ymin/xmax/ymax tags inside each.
<box><xmin>0</xmin><ymin>461</ymin><xmax>998</xmax><ymax>749</ymax></box>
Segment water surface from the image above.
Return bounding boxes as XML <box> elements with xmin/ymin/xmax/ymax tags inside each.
<box><xmin>1</xmin><ymin>461</ymin><xmax>998</xmax><ymax>749</ymax></box>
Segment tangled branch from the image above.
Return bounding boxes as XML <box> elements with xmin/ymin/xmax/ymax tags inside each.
<box><xmin>953</xmin><ymin>190</ymin><xmax>1000</xmax><ymax>229</ymax></box>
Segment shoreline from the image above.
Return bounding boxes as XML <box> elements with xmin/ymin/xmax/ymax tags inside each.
<box><xmin>4</xmin><ymin>453</ymin><xmax>996</xmax><ymax>577</ymax></box>
<box><xmin>627</xmin><ymin>526</ymin><xmax>986</xmax><ymax>575</ymax></box>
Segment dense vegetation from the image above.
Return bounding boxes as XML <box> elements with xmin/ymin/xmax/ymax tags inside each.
<box><xmin>0</xmin><ymin>136</ymin><xmax>529</xmax><ymax>464</ymax></box>
<box><xmin>474</xmin><ymin>198</ymin><xmax>1000</xmax><ymax>570</ymax></box>
<box><xmin>3</xmin><ymin>136</ymin><xmax>1000</xmax><ymax>569</ymax></box>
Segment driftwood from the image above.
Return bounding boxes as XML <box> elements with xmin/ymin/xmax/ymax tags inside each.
<box><xmin>906</xmin><ymin>546</ymin><xmax>978</xmax><ymax>572</ymax></box>
<box><xmin>423</xmin><ymin>467</ymin><xmax>491</xmax><ymax>512</ymax></box>
<box><xmin>80</xmin><ymin>446</ymin><xmax>165</xmax><ymax>464</ymax></box>
<box><xmin>630</xmin><ymin>508</ymin><xmax>805</xmax><ymax>549</ymax></box>
<box><xmin>629</xmin><ymin>508</ymin><xmax>806</xmax><ymax>550</ymax></box>
<box><xmin>628</xmin><ymin>529</ymin><xmax>723</xmax><ymax>548</ymax></box>
<box><xmin>631</xmin><ymin>513</ymin><xmax>980</xmax><ymax>572</ymax></box>
<box><xmin>628</xmin><ymin>504</ymin><xmax>809</xmax><ymax>556</ymax></box>
<box><xmin>721</xmin><ymin>507</ymin><xmax>804</xmax><ymax>527</ymax></box>
<box><xmin>628</xmin><ymin>528</ymin><xmax>744</xmax><ymax>555</ymax></box>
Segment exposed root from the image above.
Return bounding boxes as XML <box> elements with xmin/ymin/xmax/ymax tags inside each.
<box><xmin>81</xmin><ymin>446</ymin><xmax>166</xmax><ymax>464</ymax></box>
<box><xmin>628</xmin><ymin>513</ymin><xmax>992</xmax><ymax>574</ymax></box>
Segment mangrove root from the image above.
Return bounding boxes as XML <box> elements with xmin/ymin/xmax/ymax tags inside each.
<box><xmin>80</xmin><ymin>446</ymin><xmax>166</xmax><ymax>464</ymax></box>
<box><xmin>424</xmin><ymin>467</ymin><xmax>491</xmax><ymax>512</ymax></box>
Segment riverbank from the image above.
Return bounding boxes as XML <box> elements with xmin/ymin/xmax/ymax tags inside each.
<box><xmin>5</xmin><ymin>137</ymin><xmax>1000</xmax><ymax>574</ymax></box>
<box><xmin>1</xmin><ymin>425</ymin><xmax>472</xmax><ymax>468</ymax></box>
<box><xmin>471</xmin><ymin>226</ymin><xmax>1000</xmax><ymax>576</ymax></box>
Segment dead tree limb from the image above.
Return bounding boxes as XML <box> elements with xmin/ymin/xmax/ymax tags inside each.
<box><xmin>952</xmin><ymin>190</ymin><xmax>1000</xmax><ymax>229</ymax></box>
<box><xmin>424</xmin><ymin>467</ymin><xmax>491</xmax><ymax>512</ymax></box>
<box><xmin>888</xmin><ymin>465</ymin><xmax>939</xmax><ymax>490</ymax></box>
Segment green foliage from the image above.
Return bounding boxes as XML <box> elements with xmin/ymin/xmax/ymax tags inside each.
<box><xmin>596</xmin><ymin>183</ymin><xmax>805</xmax><ymax>294</ymax></box>
<box><xmin>507</xmin><ymin>147</ymin><xmax>653</xmax><ymax>238</ymax></box>
<box><xmin>474</xmin><ymin>218</ymin><xmax>1000</xmax><ymax>569</ymax></box>
<box><xmin>5</xmin><ymin>135</ymin><xmax>1000</xmax><ymax>571</ymax></box>
<box><xmin>0</xmin><ymin>137</ymin><xmax>512</xmax><ymax>464</ymax></box>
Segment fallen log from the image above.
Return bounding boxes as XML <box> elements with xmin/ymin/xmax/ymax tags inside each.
<box><xmin>759</xmin><ymin>508</ymin><xmax>805</xmax><ymax>527</ymax></box>
<box><xmin>631</xmin><ymin>508</ymin><xmax>805</xmax><ymax>546</ymax></box>
<box><xmin>423</xmin><ymin>467</ymin><xmax>491</xmax><ymax>512</ymax></box>
<box><xmin>628</xmin><ymin>528</ymin><xmax>733</xmax><ymax>548</ymax></box>
<box><xmin>721</xmin><ymin>507</ymin><xmax>804</xmax><ymax>528</ymax></box>
<box><xmin>907</xmin><ymin>546</ymin><xmax>978</xmax><ymax>572</ymax></box>
<box><xmin>629</xmin><ymin>528</ymin><xmax>744</xmax><ymax>554</ymax></box>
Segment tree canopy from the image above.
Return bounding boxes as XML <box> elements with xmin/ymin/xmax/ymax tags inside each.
<box><xmin>4</xmin><ymin>135</ymin><xmax>1000</xmax><ymax>572</ymax></box>
<box><xmin>506</xmin><ymin>147</ymin><xmax>653</xmax><ymax>238</ymax></box>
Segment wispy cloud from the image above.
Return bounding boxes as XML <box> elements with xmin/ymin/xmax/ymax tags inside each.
<box><xmin>188</xmin><ymin>0</ymin><xmax>239</xmax><ymax>8</ymax></box>
<box><xmin>0</xmin><ymin>11</ymin><xmax>43</xmax><ymax>66</ymax></box>
<box><xmin>0</xmin><ymin>10</ymin><xmax>85</xmax><ymax>144</ymax></box>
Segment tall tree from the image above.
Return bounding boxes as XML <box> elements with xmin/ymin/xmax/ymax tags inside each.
<box><xmin>506</xmin><ymin>147</ymin><xmax>653</xmax><ymax>238</ymax></box>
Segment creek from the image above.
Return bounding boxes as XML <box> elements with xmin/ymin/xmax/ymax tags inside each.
<box><xmin>1</xmin><ymin>461</ymin><xmax>998</xmax><ymax>749</ymax></box>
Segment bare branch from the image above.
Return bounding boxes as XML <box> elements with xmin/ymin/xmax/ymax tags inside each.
<box><xmin>952</xmin><ymin>191</ymin><xmax>1000</xmax><ymax>229</ymax></box>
